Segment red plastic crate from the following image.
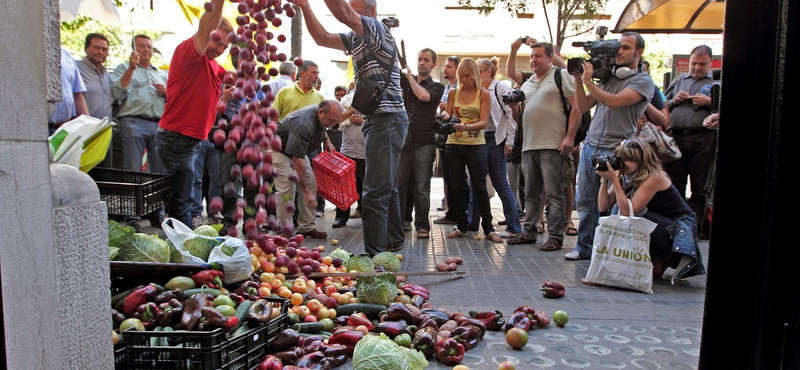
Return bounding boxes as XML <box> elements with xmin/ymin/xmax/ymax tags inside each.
<box><xmin>312</xmin><ymin>151</ymin><xmax>359</xmax><ymax>210</ymax></box>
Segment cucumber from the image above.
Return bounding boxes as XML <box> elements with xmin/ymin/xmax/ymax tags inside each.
<box><xmin>228</xmin><ymin>322</ymin><xmax>251</xmax><ymax>339</ymax></box>
<box><xmin>150</xmin><ymin>326</ymin><xmax>163</xmax><ymax>346</ymax></box>
<box><xmin>299</xmin><ymin>331</ymin><xmax>331</xmax><ymax>339</ymax></box>
<box><xmin>151</xmin><ymin>284</ymin><xmax>166</xmax><ymax>293</ymax></box>
<box><xmin>233</xmin><ymin>300</ymin><xmax>254</xmax><ymax>331</ymax></box>
<box><xmin>182</xmin><ymin>287</ymin><xmax>223</xmax><ymax>297</ymax></box>
<box><xmin>160</xmin><ymin>326</ymin><xmax>174</xmax><ymax>346</ymax></box>
<box><xmin>292</xmin><ymin>322</ymin><xmax>325</xmax><ymax>334</ymax></box>
<box><xmin>335</xmin><ymin>303</ymin><xmax>388</xmax><ymax>319</ymax></box>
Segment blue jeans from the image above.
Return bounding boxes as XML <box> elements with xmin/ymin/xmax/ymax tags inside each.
<box><xmin>361</xmin><ymin>112</ymin><xmax>408</xmax><ymax>255</ymax></box>
<box><xmin>119</xmin><ymin>116</ymin><xmax>164</xmax><ymax>173</ymax></box>
<box><xmin>575</xmin><ymin>143</ymin><xmax>615</xmax><ymax>257</ymax></box>
<box><xmin>335</xmin><ymin>156</ymin><xmax>365</xmax><ymax>222</ymax></box>
<box><xmin>467</xmin><ymin>132</ymin><xmax>522</xmax><ymax>233</ymax></box>
<box><xmin>397</xmin><ymin>143</ymin><xmax>437</xmax><ymax>232</ymax></box>
<box><xmin>446</xmin><ymin>144</ymin><xmax>494</xmax><ymax>234</ymax></box>
<box><xmin>192</xmin><ymin>140</ymin><xmax>220</xmax><ymax>217</ymax></box>
<box><xmin>155</xmin><ymin>128</ymin><xmax>200</xmax><ymax>228</ymax></box>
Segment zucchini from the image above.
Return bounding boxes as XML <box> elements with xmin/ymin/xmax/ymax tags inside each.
<box><xmin>292</xmin><ymin>322</ymin><xmax>324</xmax><ymax>334</ymax></box>
<box><xmin>150</xmin><ymin>326</ymin><xmax>163</xmax><ymax>346</ymax></box>
<box><xmin>182</xmin><ymin>287</ymin><xmax>223</xmax><ymax>297</ymax></box>
<box><xmin>299</xmin><ymin>331</ymin><xmax>332</xmax><ymax>339</ymax></box>
<box><xmin>335</xmin><ymin>303</ymin><xmax>388</xmax><ymax>319</ymax></box>
<box><xmin>151</xmin><ymin>284</ymin><xmax>166</xmax><ymax>293</ymax></box>
<box><xmin>229</xmin><ymin>322</ymin><xmax>251</xmax><ymax>339</ymax></box>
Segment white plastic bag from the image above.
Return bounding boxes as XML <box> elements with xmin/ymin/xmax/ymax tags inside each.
<box><xmin>584</xmin><ymin>199</ymin><xmax>658</xmax><ymax>294</ymax></box>
<box><xmin>162</xmin><ymin>218</ymin><xmax>251</xmax><ymax>284</ymax></box>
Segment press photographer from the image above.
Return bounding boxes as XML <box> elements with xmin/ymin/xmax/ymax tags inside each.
<box><xmin>565</xmin><ymin>31</ymin><xmax>656</xmax><ymax>261</ymax></box>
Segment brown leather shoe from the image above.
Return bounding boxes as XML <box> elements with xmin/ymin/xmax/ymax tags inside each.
<box><xmin>301</xmin><ymin>229</ymin><xmax>328</xmax><ymax>239</ymax></box>
<box><xmin>539</xmin><ymin>238</ymin><xmax>563</xmax><ymax>251</ymax></box>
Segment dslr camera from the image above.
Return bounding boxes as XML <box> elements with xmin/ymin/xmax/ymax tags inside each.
<box><xmin>567</xmin><ymin>26</ymin><xmax>619</xmax><ymax>82</ymax></box>
<box><xmin>501</xmin><ymin>89</ymin><xmax>525</xmax><ymax>104</ymax></box>
<box><xmin>430</xmin><ymin>116</ymin><xmax>461</xmax><ymax>148</ymax></box>
<box><xmin>592</xmin><ymin>155</ymin><xmax>622</xmax><ymax>171</ymax></box>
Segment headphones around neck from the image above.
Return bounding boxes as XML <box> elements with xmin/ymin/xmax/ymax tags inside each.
<box><xmin>613</xmin><ymin>66</ymin><xmax>639</xmax><ymax>79</ymax></box>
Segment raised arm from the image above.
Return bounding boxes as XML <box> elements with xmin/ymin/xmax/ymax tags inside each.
<box><xmin>580</xmin><ymin>61</ymin><xmax>644</xmax><ymax>110</ymax></box>
<box><xmin>289</xmin><ymin>0</ymin><xmax>346</xmax><ymax>50</ymax></box>
<box><xmin>506</xmin><ymin>39</ymin><xmax>524</xmax><ymax>85</ymax></box>
<box><xmin>323</xmin><ymin>0</ymin><xmax>366</xmax><ymax>36</ymax></box>
<box><xmin>194</xmin><ymin>0</ymin><xmax>226</xmax><ymax>54</ymax></box>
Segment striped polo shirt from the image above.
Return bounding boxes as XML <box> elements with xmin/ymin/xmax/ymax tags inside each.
<box><xmin>339</xmin><ymin>16</ymin><xmax>404</xmax><ymax>115</ymax></box>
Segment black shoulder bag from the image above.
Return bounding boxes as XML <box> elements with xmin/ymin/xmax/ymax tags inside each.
<box><xmin>350</xmin><ymin>45</ymin><xmax>397</xmax><ymax>115</ymax></box>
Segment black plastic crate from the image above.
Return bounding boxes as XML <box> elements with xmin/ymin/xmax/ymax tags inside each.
<box><xmin>122</xmin><ymin>297</ymin><xmax>288</xmax><ymax>370</ymax></box>
<box><xmin>115</xmin><ymin>343</ymin><xmax>127</xmax><ymax>370</ymax></box>
<box><xmin>89</xmin><ymin>167</ymin><xmax>170</xmax><ymax>216</ymax></box>
<box><xmin>110</xmin><ymin>261</ymin><xmax>211</xmax><ymax>294</ymax></box>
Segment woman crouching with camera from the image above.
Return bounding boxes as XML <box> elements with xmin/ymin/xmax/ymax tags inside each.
<box><xmin>442</xmin><ymin>58</ymin><xmax>503</xmax><ymax>242</ymax></box>
<box><xmin>594</xmin><ymin>137</ymin><xmax>705</xmax><ymax>282</ymax></box>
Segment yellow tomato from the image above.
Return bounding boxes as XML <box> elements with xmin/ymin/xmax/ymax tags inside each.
<box><xmin>290</xmin><ymin>293</ymin><xmax>304</xmax><ymax>306</ymax></box>
<box><xmin>318</xmin><ymin>245</ymin><xmax>325</xmax><ymax>252</ymax></box>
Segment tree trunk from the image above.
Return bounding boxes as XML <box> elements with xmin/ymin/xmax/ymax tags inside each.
<box><xmin>290</xmin><ymin>5</ymin><xmax>303</xmax><ymax>59</ymax></box>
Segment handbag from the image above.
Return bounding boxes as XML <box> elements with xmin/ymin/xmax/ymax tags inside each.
<box><xmin>350</xmin><ymin>45</ymin><xmax>397</xmax><ymax>115</ymax></box>
<box><xmin>584</xmin><ymin>199</ymin><xmax>658</xmax><ymax>294</ymax></box>
<box><xmin>637</xmin><ymin>121</ymin><xmax>682</xmax><ymax>163</ymax></box>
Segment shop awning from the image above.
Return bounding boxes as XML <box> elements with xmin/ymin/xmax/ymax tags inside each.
<box><xmin>614</xmin><ymin>0</ymin><xmax>725</xmax><ymax>34</ymax></box>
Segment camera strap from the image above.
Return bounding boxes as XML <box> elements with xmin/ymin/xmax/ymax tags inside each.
<box><xmin>554</xmin><ymin>67</ymin><xmax>571</xmax><ymax>125</ymax></box>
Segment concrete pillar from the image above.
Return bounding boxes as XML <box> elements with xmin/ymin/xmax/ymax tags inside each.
<box><xmin>1</xmin><ymin>0</ymin><xmax>112</xmax><ymax>369</ymax></box>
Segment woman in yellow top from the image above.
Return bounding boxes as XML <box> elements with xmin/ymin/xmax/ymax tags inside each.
<box><xmin>442</xmin><ymin>58</ymin><xmax>503</xmax><ymax>242</ymax></box>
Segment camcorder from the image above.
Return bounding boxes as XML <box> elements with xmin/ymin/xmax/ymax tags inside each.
<box><xmin>592</xmin><ymin>155</ymin><xmax>622</xmax><ymax>171</ymax></box>
<box><xmin>501</xmin><ymin>89</ymin><xmax>526</xmax><ymax>105</ymax></box>
<box><xmin>567</xmin><ymin>26</ymin><xmax>619</xmax><ymax>82</ymax></box>
<box><xmin>430</xmin><ymin>116</ymin><xmax>461</xmax><ymax>148</ymax></box>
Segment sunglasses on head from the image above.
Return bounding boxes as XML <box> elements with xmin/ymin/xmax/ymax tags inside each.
<box><xmin>447</xmin><ymin>56</ymin><xmax>461</xmax><ymax>64</ymax></box>
<box><xmin>622</xmin><ymin>138</ymin><xmax>641</xmax><ymax>149</ymax></box>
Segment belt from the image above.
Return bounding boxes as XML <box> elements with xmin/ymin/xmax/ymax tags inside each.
<box><xmin>129</xmin><ymin>115</ymin><xmax>160</xmax><ymax>122</ymax></box>
<box><xmin>668</xmin><ymin>128</ymin><xmax>709</xmax><ymax>136</ymax></box>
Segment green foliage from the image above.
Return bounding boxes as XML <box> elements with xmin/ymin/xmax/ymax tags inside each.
<box><xmin>59</xmin><ymin>15</ymin><xmax>164</xmax><ymax>68</ymax></box>
<box><xmin>372</xmin><ymin>252</ymin><xmax>401</xmax><ymax>272</ymax></box>
<box><xmin>457</xmin><ymin>0</ymin><xmax>608</xmax><ymax>47</ymax></box>
<box><xmin>183</xmin><ymin>236</ymin><xmax>222</xmax><ymax>261</ymax></box>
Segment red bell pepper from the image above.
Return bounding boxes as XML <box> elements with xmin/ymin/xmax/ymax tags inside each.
<box><xmin>413</xmin><ymin>326</ymin><xmax>438</xmax><ymax>358</ymax></box>
<box><xmin>346</xmin><ymin>313</ymin><xmax>373</xmax><ymax>331</ymax></box>
<box><xmin>450</xmin><ymin>325</ymin><xmax>481</xmax><ymax>350</ymax></box>
<box><xmin>503</xmin><ymin>311</ymin><xmax>532</xmax><ymax>332</ymax></box>
<box><xmin>327</xmin><ymin>329</ymin><xmax>364</xmax><ymax>356</ymax></box>
<box><xmin>436</xmin><ymin>338</ymin><xmax>465</xmax><ymax>365</ymax></box>
<box><xmin>469</xmin><ymin>310</ymin><xmax>505</xmax><ymax>331</ymax></box>
<box><xmin>401</xmin><ymin>283</ymin><xmax>430</xmax><ymax>300</ymax></box>
<box><xmin>514</xmin><ymin>305</ymin><xmax>538</xmax><ymax>322</ymax></box>
<box><xmin>257</xmin><ymin>355</ymin><xmax>283</xmax><ymax>370</ymax></box>
<box><xmin>235</xmin><ymin>280</ymin><xmax>261</xmax><ymax>300</ymax></box>
<box><xmin>295</xmin><ymin>352</ymin><xmax>331</xmax><ymax>370</ymax></box>
<box><xmin>115</xmin><ymin>284</ymin><xmax>159</xmax><ymax>316</ymax></box>
<box><xmin>190</xmin><ymin>270</ymin><xmax>224</xmax><ymax>289</ymax></box>
<box><xmin>453</xmin><ymin>314</ymin><xmax>486</xmax><ymax>339</ymax></box>
<box><xmin>132</xmin><ymin>302</ymin><xmax>160</xmax><ymax>329</ymax></box>
<box><xmin>372</xmin><ymin>320</ymin><xmax>414</xmax><ymax>339</ymax></box>
<box><xmin>541</xmin><ymin>281</ymin><xmax>566</xmax><ymax>298</ymax></box>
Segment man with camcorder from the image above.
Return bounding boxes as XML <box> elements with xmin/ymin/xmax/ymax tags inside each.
<box><xmin>565</xmin><ymin>31</ymin><xmax>656</xmax><ymax>261</ymax></box>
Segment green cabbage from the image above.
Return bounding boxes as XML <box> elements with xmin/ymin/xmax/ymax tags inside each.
<box><xmin>193</xmin><ymin>225</ymin><xmax>219</xmax><ymax>237</ymax></box>
<box><xmin>346</xmin><ymin>254</ymin><xmax>374</xmax><ymax>273</ymax></box>
<box><xmin>118</xmin><ymin>233</ymin><xmax>170</xmax><ymax>263</ymax></box>
<box><xmin>356</xmin><ymin>272</ymin><xmax>397</xmax><ymax>306</ymax></box>
<box><xmin>328</xmin><ymin>247</ymin><xmax>352</xmax><ymax>264</ymax></box>
<box><xmin>167</xmin><ymin>240</ymin><xmax>183</xmax><ymax>263</ymax></box>
<box><xmin>372</xmin><ymin>252</ymin><xmax>401</xmax><ymax>272</ymax></box>
<box><xmin>108</xmin><ymin>220</ymin><xmax>134</xmax><ymax>249</ymax></box>
<box><xmin>182</xmin><ymin>236</ymin><xmax>221</xmax><ymax>261</ymax></box>
<box><xmin>353</xmin><ymin>333</ymin><xmax>427</xmax><ymax>370</ymax></box>
<box><xmin>109</xmin><ymin>247</ymin><xmax>119</xmax><ymax>260</ymax></box>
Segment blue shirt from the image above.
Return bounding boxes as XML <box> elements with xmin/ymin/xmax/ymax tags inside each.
<box><xmin>50</xmin><ymin>48</ymin><xmax>87</xmax><ymax>124</ymax></box>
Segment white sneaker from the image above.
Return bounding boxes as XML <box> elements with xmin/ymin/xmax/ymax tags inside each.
<box><xmin>496</xmin><ymin>231</ymin><xmax>519</xmax><ymax>238</ymax></box>
<box><xmin>564</xmin><ymin>250</ymin><xmax>588</xmax><ymax>260</ymax></box>
<box><xmin>350</xmin><ymin>210</ymin><xmax>361</xmax><ymax>218</ymax></box>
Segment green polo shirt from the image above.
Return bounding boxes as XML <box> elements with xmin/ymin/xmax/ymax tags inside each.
<box><xmin>274</xmin><ymin>82</ymin><xmax>325</xmax><ymax>121</ymax></box>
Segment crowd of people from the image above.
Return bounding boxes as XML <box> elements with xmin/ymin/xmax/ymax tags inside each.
<box><xmin>51</xmin><ymin>0</ymin><xmax>715</xmax><ymax>273</ymax></box>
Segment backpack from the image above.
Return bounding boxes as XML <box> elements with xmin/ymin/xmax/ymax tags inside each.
<box><xmin>554</xmin><ymin>67</ymin><xmax>591</xmax><ymax>146</ymax></box>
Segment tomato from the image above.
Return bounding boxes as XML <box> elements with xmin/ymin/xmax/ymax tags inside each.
<box><xmin>213</xmin><ymin>295</ymin><xmax>235</xmax><ymax>308</ymax></box>
<box><xmin>505</xmin><ymin>328</ymin><xmax>529</xmax><ymax>349</ymax></box>
<box><xmin>120</xmin><ymin>318</ymin><xmax>145</xmax><ymax>332</ymax></box>
<box><xmin>278</xmin><ymin>287</ymin><xmax>292</xmax><ymax>299</ymax></box>
<box><xmin>249</xmin><ymin>246</ymin><xmax>263</xmax><ymax>256</ymax></box>
<box><xmin>393</xmin><ymin>333</ymin><xmax>412</xmax><ymax>348</ymax></box>
<box><xmin>553</xmin><ymin>310</ymin><xmax>569</xmax><ymax>327</ymax></box>
<box><xmin>215</xmin><ymin>305</ymin><xmax>237</xmax><ymax>317</ymax></box>
<box><xmin>320</xmin><ymin>318</ymin><xmax>335</xmax><ymax>332</ymax></box>
<box><xmin>498</xmin><ymin>361</ymin><xmax>516</xmax><ymax>370</ymax></box>
<box><xmin>258</xmin><ymin>286</ymin><xmax>271</xmax><ymax>297</ymax></box>
<box><xmin>395</xmin><ymin>294</ymin><xmax>412</xmax><ymax>304</ymax></box>
<box><xmin>306</xmin><ymin>299</ymin><xmax>322</xmax><ymax>312</ymax></box>
<box><xmin>290</xmin><ymin>293</ymin><xmax>304</xmax><ymax>306</ymax></box>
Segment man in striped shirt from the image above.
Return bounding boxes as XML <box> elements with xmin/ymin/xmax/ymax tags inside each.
<box><xmin>290</xmin><ymin>0</ymin><xmax>408</xmax><ymax>256</ymax></box>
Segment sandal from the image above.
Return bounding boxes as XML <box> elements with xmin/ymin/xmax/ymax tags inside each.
<box><xmin>565</xmin><ymin>222</ymin><xmax>578</xmax><ymax>236</ymax></box>
<box><xmin>487</xmin><ymin>232</ymin><xmax>504</xmax><ymax>243</ymax></box>
<box><xmin>537</xmin><ymin>221</ymin><xmax>545</xmax><ymax>234</ymax></box>
<box><xmin>507</xmin><ymin>234</ymin><xmax>536</xmax><ymax>244</ymax></box>
<box><xmin>446</xmin><ymin>229</ymin><xmax>465</xmax><ymax>238</ymax></box>
<box><xmin>417</xmin><ymin>229</ymin><xmax>429</xmax><ymax>239</ymax></box>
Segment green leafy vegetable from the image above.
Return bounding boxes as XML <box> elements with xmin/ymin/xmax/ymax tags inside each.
<box><xmin>353</xmin><ymin>333</ymin><xmax>427</xmax><ymax>370</ymax></box>
<box><xmin>346</xmin><ymin>254</ymin><xmax>374</xmax><ymax>273</ymax></box>
<box><xmin>108</xmin><ymin>220</ymin><xmax>134</xmax><ymax>249</ymax></box>
<box><xmin>109</xmin><ymin>247</ymin><xmax>119</xmax><ymax>260</ymax></box>
<box><xmin>220</xmin><ymin>242</ymin><xmax>237</xmax><ymax>257</ymax></box>
<box><xmin>328</xmin><ymin>247</ymin><xmax>352</xmax><ymax>264</ymax></box>
<box><xmin>118</xmin><ymin>233</ymin><xmax>170</xmax><ymax>263</ymax></box>
<box><xmin>193</xmin><ymin>225</ymin><xmax>219</xmax><ymax>237</ymax></box>
<box><xmin>182</xmin><ymin>236</ymin><xmax>221</xmax><ymax>261</ymax></box>
<box><xmin>356</xmin><ymin>272</ymin><xmax>397</xmax><ymax>306</ymax></box>
<box><xmin>167</xmin><ymin>240</ymin><xmax>183</xmax><ymax>263</ymax></box>
<box><xmin>372</xmin><ymin>252</ymin><xmax>401</xmax><ymax>272</ymax></box>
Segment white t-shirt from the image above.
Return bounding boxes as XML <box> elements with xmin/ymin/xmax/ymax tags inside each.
<box><xmin>520</xmin><ymin>67</ymin><xmax>574</xmax><ymax>151</ymax></box>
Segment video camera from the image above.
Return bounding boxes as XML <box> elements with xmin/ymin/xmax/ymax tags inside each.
<box><xmin>567</xmin><ymin>26</ymin><xmax>619</xmax><ymax>82</ymax></box>
<box><xmin>430</xmin><ymin>116</ymin><xmax>461</xmax><ymax>148</ymax></box>
<box><xmin>592</xmin><ymin>155</ymin><xmax>622</xmax><ymax>171</ymax></box>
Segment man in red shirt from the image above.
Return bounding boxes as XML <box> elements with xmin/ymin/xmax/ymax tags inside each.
<box><xmin>156</xmin><ymin>0</ymin><xmax>234</xmax><ymax>228</ymax></box>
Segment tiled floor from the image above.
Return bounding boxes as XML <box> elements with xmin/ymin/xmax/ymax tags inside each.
<box><xmin>143</xmin><ymin>177</ymin><xmax>708</xmax><ymax>369</ymax></box>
